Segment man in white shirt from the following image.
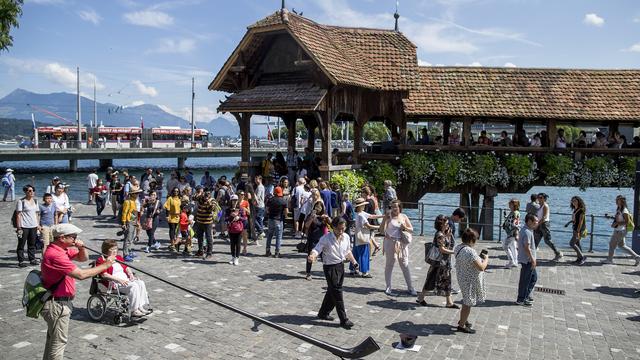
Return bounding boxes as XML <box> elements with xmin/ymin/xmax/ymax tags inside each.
<box><xmin>292</xmin><ymin>178</ymin><xmax>306</xmax><ymax>239</ymax></box>
<box><xmin>87</xmin><ymin>169</ymin><xmax>99</xmax><ymax>204</ymax></box>
<box><xmin>308</xmin><ymin>216</ymin><xmax>358</xmax><ymax>329</ymax></box>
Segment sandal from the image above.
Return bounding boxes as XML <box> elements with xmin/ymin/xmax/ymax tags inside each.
<box><xmin>415</xmin><ymin>299</ymin><xmax>428</xmax><ymax>307</ymax></box>
<box><xmin>456</xmin><ymin>325</ymin><xmax>475</xmax><ymax>334</ymax></box>
<box><xmin>372</xmin><ymin>246</ymin><xmax>380</xmax><ymax>257</ymax></box>
<box><xmin>446</xmin><ymin>304</ymin><xmax>460</xmax><ymax>309</ymax></box>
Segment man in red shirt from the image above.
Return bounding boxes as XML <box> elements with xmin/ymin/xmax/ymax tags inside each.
<box><xmin>41</xmin><ymin>223</ymin><xmax>115</xmax><ymax>360</ymax></box>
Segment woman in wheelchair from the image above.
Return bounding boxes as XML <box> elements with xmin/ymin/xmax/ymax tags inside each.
<box><xmin>95</xmin><ymin>239</ymin><xmax>151</xmax><ymax>317</ymax></box>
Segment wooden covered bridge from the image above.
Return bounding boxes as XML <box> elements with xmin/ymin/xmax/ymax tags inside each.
<box><xmin>209</xmin><ymin>6</ymin><xmax>640</xmax><ymax>236</ymax></box>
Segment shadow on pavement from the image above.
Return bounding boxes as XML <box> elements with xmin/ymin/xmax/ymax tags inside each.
<box><xmin>257</xmin><ymin>273</ymin><xmax>306</xmax><ymax>281</ymax></box>
<box><xmin>386</xmin><ymin>320</ymin><xmax>455</xmax><ymax>336</ymax></box>
<box><xmin>584</xmin><ymin>286</ymin><xmax>638</xmax><ymax>298</ymax></box>
<box><xmin>367</xmin><ymin>299</ymin><xmax>419</xmax><ymax>311</ymax></box>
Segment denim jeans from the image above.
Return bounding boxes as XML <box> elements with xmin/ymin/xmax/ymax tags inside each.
<box><xmin>195</xmin><ymin>222</ymin><xmax>214</xmax><ymax>255</ymax></box>
<box><xmin>266</xmin><ymin>218</ymin><xmax>283</xmax><ymax>252</ymax></box>
<box><xmin>517</xmin><ymin>262</ymin><xmax>537</xmax><ymax>302</ymax></box>
<box><xmin>254</xmin><ymin>207</ymin><xmax>265</xmax><ymax>234</ymax></box>
<box><xmin>534</xmin><ymin>221</ymin><xmax>559</xmax><ymax>256</ymax></box>
<box><xmin>146</xmin><ymin>217</ymin><xmax>159</xmax><ymax>247</ymax></box>
<box><xmin>3</xmin><ymin>185</ymin><xmax>14</xmax><ymax>201</ymax></box>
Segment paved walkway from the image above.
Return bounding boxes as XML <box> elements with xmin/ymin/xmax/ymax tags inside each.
<box><xmin>1</xmin><ymin>203</ymin><xmax>640</xmax><ymax>359</ymax></box>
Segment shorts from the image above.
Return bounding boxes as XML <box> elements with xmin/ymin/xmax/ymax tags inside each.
<box><xmin>294</xmin><ymin>208</ymin><xmax>301</xmax><ymax>221</ymax></box>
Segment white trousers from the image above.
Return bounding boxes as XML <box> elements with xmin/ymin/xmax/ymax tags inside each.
<box><xmin>503</xmin><ymin>236</ymin><xmax>518</xmax><ymax>266</ymax></box>
<box><xmin>118</xmin><ymin>279</ymin><xmax>149</xmax><ymax>313</ymax></box>
<box><xmin>383</xmin><ymin>238</ymin><xmax>413</xmax><ymax>290</ymax></box>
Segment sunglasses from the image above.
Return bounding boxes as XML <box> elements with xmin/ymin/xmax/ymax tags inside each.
<box><xmin>25</xmin><ymin>189</ymin><xmax>34</xmax><ymax>193</ymax></box>
<box><xmin>67</xmin><ymin>234</ymin><xmax>77</xmax><ymax>239</ymax></box>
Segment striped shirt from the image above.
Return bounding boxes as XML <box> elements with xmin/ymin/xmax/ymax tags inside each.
<box><xmin>196</xmin><ymin>199</ymin><xmax>220</xmax><ymax>224</ymax></box>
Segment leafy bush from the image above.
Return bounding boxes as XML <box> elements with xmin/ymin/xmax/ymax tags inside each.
<box><xmin>431</xmin><ymin>152</ymin><xmax>464</xmax><ymax>190</ymax></box>
<box><xmin>330</xmin><ymin>170</ymin><xmax>367</xmax><ymax>199</ymax></box>
<box><xmin>504</xmin><ymin>154</ymin><xmax>537</xmax><ymax>188</ymax></box>
<box><xmin>541</xmin><ymin>154</ymin><xmax>575</xmax><ymax>186</ymax></box>
<box><xmin>619</xmin><ymin>157</ymin><xmax>640</xmax><ymax>187</ymax></box>
<box><xmin>576</xmin><ymin>156</ymin><xmax>618</xmax><ymax>189</ymax></box>
<box><xmin>361</xmin><ymin>161</ymin><xmax>397</xmax><ymax>194</ymax></box>
<box><xmin>399</xmin><ymin>152</ymin><xmax>433</xmax><ymax>193</ymax></box>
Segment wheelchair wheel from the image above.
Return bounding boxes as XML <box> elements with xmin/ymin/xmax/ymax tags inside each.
<box><xmin>87</xmin><ymin>295</ymin><xmax>107</xmax><ymax>321</ymax></box>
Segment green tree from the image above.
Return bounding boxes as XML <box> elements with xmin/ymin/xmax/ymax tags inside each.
<box><xmin>0</xmin><ymin>0</ymin><xmax>23</xmax><ymax>52</ymax></box>
<box><xmin>363</xmin><ymin>122</ymin><xmax>389</xmax><ymax>142</ymax></box>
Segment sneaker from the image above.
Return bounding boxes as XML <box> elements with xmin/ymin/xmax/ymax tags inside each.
<box><xmin>229</xmin><ymin>257</ymin><xmax>235</xmax><ymax>265</ymax></box>
<box><xmin>340</xmin><ymin>319</ymin><xmax>354</xmax><ymax>329</ymax></box>
<box><xmin>153</xmin><ymin>242</ymin><xmax>161</xmax><ymax>250</ymax></box>
<box><xmin>451</xmin><ymin>288</ymin><xmax>460</xmax><ymax>295</ymax></box>
<box><xmin>144</xmin><ymin>246</ymin><xmax>150</xmax><ymax>253</ymax></box>
<box><xmin>30</xmin><ymin>259</ymin><xmax>40</xmax><ymax>266</ymax></box>
<box><xmin>254</xmin><ymin>240</ymin><xmax>261</xmax><ymax>247</ymax></box>
<box><xmin>578</xmin><ymin>257</ymin><xmax>587</xmax><ymax>266</ymax></box>
<box><xmin>526</xmin><ymin>297</ymin><xmax>534</xmax><ymax>302</ymax></box>
<box><xmin>274</xmin><ymin>251</ymin><xmax>281</xmax><ymax>258</ymax></box>
<box><xmin>516</xmin><ymin>300</ymin><xmax>532</xmax><ymax>306</ymax></box>
<box><xmin>265</xmin><ymin>250</ymin><xmax>272</xmax><ymax>257</ymax></box>
<box><xmin>131</xmin><ymin>310</ymin><xmax>145</xmax><ymax>317</ymax></box>
<box><xmin>204</xmin><ymin>253</ymin><xmax>212</xmax><ymax>260</ymax></box>
<box><xmin>18</xmin><ymin>262</ymin><xmax>27</xmax><ymax>268</ymax></box>
<box><xmin>552</xmin><ymin>253</ymin><xmax>563</xmax><ymax>262</ymax></box>
<box><xmin>635</xmin><ymin>257</ymin><xmax>640</xmax><ymax>267</ymax></box>
<box><xmin>361</xmin><ymin>273</ymin><xmax>373</xmax><ymax>278</ymax></box>
<box><xmin>124</xmin><ymin>255</ymin><xmax>134</xmax><ymax>262</ymax></box>
<box><xmin>384</xmin><ymin>288</ymin><xmax>394</xmax><ymax>296</ymax></box>
<box><xmin>233</xmin><ymin>258</ymin><xmax>239</xmax><ymax>266</ymax></box>
<box><xmin>408</xmin><ymin>288</ymin><xmax>418</xmax><ymax>296</ymax></box>
<box><xmin>305</xmin><ymin>274</ymin><xmax>312</xmax><ymax>281</ymax></box>
<box><xmin>168</xmin><ymin>245</ymin><xmax>177</xmax><ymax>253</ymax></box>
<box><xmin>130</xmin><ymin>251</ymin><xmax>138</xmax><ymax>258</ymax></box>
<box><xmin>415</xmin><ymin>299</ymin><xmax>428</xmax><ymax>307</ymax></box>
<box><xmin>601</xmin><ymin>259</ymin><xmax>614</xmax><ymax>265</ymax></box>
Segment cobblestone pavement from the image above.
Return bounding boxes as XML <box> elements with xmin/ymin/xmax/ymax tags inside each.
<box><xmin>2</xmin><ymin>203</ymin><xmax>640</xmax><ymax>359</ymax></box>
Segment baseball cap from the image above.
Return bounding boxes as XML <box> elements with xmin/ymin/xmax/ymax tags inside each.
<box><xmin>52</xmin><ymin>223</ymin><xmax>83</xmax><ymax>237</ymax></box>
<box><xmin>274</xmin><ymin>186</ymin><xmax>283</xmax><ymax>196</ymax></box>
<box><xmin>230</xmin><ymin>194</ymin><xmax>239</xmax><ymax>201</ymax></box>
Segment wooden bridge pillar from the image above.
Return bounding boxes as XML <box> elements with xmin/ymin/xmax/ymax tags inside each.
<box><xmin>443</xmin><ymin>119</ymin><xmax>451</xmax><ymax>145</ymax></box>
<box><xmin>177</xmin><ymin>157</ymin><xmax>186</xmax><ymax>170</ymax></box>
<box><xmin>69</xmin><ymin>159</ymin><xmax>78</xmax><ymax>172</ymax></box>
<box><xmin>283</xmin><ymin>115</ymin><xmax>297</xmax><ymax>149</ymax></box>
<box><xmin>314</xmin><ymin>111</ymin><xmax>332</xmax><ymax>179</ymax></box>
<box><xmin>353</xmin><ymin>116</ymin><xmax>366</xmax><ymax>164</ymax></box>
<box><xmin>99</xmin><ymin>159</ymin><xmax>113</xmax><ymax>171</ymax></box>
<box><xmin>302</xmin><ymin>116</ymin><xmax>317</xmax><ymax>152</ymax></box>
<box><xmin>633</xmin><ymin>161</ymin><xmax>640</xmax><ymax>253</ymax></box>
<box><xmin>233</xmin><ymin>112</ymin><xmax>253</xmax><ymax>174</ymax></box>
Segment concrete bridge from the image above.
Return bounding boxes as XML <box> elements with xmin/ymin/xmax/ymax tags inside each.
<box><xmin>0</xmin><ymin>147</ymin><xmax>302</xmax><ymax>171</ymax></box>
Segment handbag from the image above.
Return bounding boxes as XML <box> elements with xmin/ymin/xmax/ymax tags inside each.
<box><xmin>228</xmin><ymin>219</ymin><xmax>244</xmax><ymax>234</ymax></box>
<box><xmin>296</xmin><ymin>241</ymin><xmax>307</xmax><ymax>253</ymax></box>
<box><xmin>142</xmin><ymin>216</ymin><xmax>153</xmax><ymax>230</ymax></box>
<box><xmin>355</xmin><ymin>229</ymin><xmax>370</xmax><ymax>245</ymax></box>
<box><xmin>425</xmin><ymin>241</ymin><xmax>443</xmax><ymax>265</ymax></box>
<box><xmin>400</xmin><ymin>230</ymin><xmax>412</xmax><ymax>244</ymax></box>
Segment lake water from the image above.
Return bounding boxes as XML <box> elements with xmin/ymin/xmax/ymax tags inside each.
<box><xmin>1</xmin><ymin>158</ymin><xmax>635</xmax><ymax>252</ymax></box>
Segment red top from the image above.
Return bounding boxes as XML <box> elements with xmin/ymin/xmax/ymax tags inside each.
<box><xmin>91</xmin><ymin>185</ymin><xmax>107</xmax><ymax>194</ymax></box>
<box><xmin>41</xmin><ymin>243</ymin><xmax>79</xmax><ymax>298</ymax></box>
<box><xmin>95</xmin><ymin>255</ymin><xmax>128</xmax><ymax>287</ymax></box>
<box><xmin>179</xmin><ymin>212</ymin><xmax>189</xmax><ymax>231</ymax></box>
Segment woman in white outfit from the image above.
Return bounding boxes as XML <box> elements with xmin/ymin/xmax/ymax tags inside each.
<box><xmin>97</xmin><ymin>240</ymin><xmax>151</xmax><ymax>317</ymax></box>
<box><xmin>501</xmin><ymin>199</ymin><xmax>520</xmax><ymax>268</ymax></box>
<box><xmin>602</xmin><ymin>195</ymin><xmax>640</xmax><ymax>266</ymax></box>
<box><xmin>379</xmin><ymin>200</ymin><xmax>416</xmax><ymax>295</ymax></box>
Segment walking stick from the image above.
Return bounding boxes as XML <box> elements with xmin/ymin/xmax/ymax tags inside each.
<box><xmin>84</xmin><ymin>246</ymin><xmax>380</xmax><ymax>359</ymax></box>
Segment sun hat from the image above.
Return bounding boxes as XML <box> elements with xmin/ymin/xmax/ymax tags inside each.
<box><xmin>354</xmin><ymin>197</ymin><xmax>368</xmax><ymax>208</ymax></box>
<box><xmin>52</xmin><ymin>223</ymin><xmax>83</xmax><ymax>238</ymax></box>
<box><xmin>5</xmin><ymin>168</ymin><xmax>13</xmax><ymax>173</ymax></box>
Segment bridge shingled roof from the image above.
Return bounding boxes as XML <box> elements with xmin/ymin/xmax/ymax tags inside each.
<box><xmin>404</xmin><ymin>67</ymin><xmax>640</xmax><ymax>121</ymax></box>
<box><xmin>211</xmin><ymin>10</ymin><xmax>420</xmax><ymax>93</ymax></box>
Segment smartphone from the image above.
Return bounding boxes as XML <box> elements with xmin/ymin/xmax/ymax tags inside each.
<box><xmin>480</xmin><ymin>249</ymin><xmax>488</xmax><ymax>259</ymax></box>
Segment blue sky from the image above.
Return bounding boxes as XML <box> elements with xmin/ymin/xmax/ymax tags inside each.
<box><xmin>1</xmin><ymin>0</ymin><xmax>638</xmax><ymax>126</ymax></box>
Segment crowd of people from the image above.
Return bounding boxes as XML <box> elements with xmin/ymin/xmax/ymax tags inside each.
<box><xmin>405</xmin><ymin>127</ymin><xmax>640</xmax><ymax>149</ymax></box>
<box><xmin>6</xmin><ymin>158</ymin><xmax>640</xmax><ymax>357</ymax></box>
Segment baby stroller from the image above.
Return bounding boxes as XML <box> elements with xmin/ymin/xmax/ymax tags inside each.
<box><xmin>86</xmin><ymin>263</ymin><xmax>131</xmax><ymax>325</ymax></box>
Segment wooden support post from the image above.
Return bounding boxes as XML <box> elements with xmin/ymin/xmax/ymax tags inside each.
<box><xmin>470</xmin><ymin>191</ymin><xmax>481</xmax><ymax>235</ymax></box>
<box><xmin>232</xmin><ymin>112</ymin><xmax>252</xmax><ymax>174</ymax></box>
<box><xmin>633</xmin><ymin>161</ymin><xmax>640</xmax><ymax>253</ymax></box>
<box><xmin>283</xmin><ymin>115</ymin><xmax>297</xmax><ymax>150</ymax></box>
<box><xmin>546</xmin><ymin>119</ymin><xmax>556</xmax><ymax>148</ymax></box>
<box><xmin>481</xmin><ymin>195</ymin><xmax>495</xmax><ymax>240</ymax></box>
<box><xmin>463</xmin><ymin>118</ymin><xmax>472</xmax><ymax>147</ymax></box>
<box><xmin>460</xmin><ymin>193</ymin><xmax>470</xmax><ymax>235</ymax></box>
<box><xmin>443</xmin><ymin>119</ymin><xmax>451</xmax><ymax>145</ymax></box>
<box><xmin>177</xmin><ymin>157</ymin><xmax>186</xmax><ymax>170</ymax></box>
<box><xmin>99</xmin><ymin>159</ymin><xmax>113</xmax><ymax>171</ymax></box>
<box><xmin>353</xmin><ymin>117</ymin><xmax>366</xmax><ymax>164</ymax></box>
<box><xmin>302</xmin><ymin>116</ymin><xmax>317</xmax><ymax>152</ymax></box>
<box><xmin>314</xmin><ymin>112</ymin><xmax>332</xmax><ymax>178</ymax></box>
<box><xmin>69</xmin><ymin>159</ymin><xmax>78</xmax><ymax>172</ymax></box>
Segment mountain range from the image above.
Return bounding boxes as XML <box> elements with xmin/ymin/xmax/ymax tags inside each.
<box><xmin>0</xmin><ymin>88</ymin><xmax>242</xmax><ymax>137</ymax></box>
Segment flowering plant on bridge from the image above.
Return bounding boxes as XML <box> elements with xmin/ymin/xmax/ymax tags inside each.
<box><xmin>576</xmin><ymin>156</ymin><xmax>618</xmax><ymax>190</ymax></box>
<box><xmin>361</xmin><ymin>160</ymin><xmax>397</xmax><ymax>194</ymax></box>
<box><xmin>540</xmin><ymin>154</ymin><xmax>575</xmax><ymax>186</ymax></box>
<box><xmin>503</xmin><ymin>154</ymin><xmax>537</xmax><ymax>188</ymax></box>
<box><xmin>398</xmin><ymin>152</ymin><xmax>435</xmax><ymax>193</ymax></box>
<box><xmin>619</xmin><ymin>157</ymin><xmax>640</xmax><ymax>187</ymax></box>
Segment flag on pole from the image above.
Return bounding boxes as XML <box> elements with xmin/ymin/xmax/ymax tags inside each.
<box><xmin>140</xmin><ymin>116</ymin><xmax>144</xmax><ymax>129</ymax></box>
<box><xmin>31</xmin><ymin>113</ymin><xmax>36</xmax><ymax>130</ymax></box>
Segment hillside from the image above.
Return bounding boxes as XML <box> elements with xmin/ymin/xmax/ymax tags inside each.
<box><xmin>0</xmin><ymin>118</ymin><xmax>54</xmax><ymax>140</ymax></box>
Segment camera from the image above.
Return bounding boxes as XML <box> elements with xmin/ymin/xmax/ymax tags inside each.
<box><xmin>480</xmin><ymin>249</ymin><xmax>488</xmax><ymax>259</ymax></box>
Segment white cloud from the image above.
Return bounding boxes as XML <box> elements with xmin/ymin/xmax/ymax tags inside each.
<box><xmin>158</xmin><ymin>104</ymin><xmax>179</xmax><ymax>117</ymax></box>
<box><xmin>634</xmin><ymin>16</ymin><xmax>640</xmax><ymax>23</ymax></box>
<box><xmin>182</xmin><ymin>106</ymin><xmax>217</xmax><ymax>123</ymax></box>
<box><xmin>584</xmin><ymin>13</ymin><xmax>604</xmax><ymax>27</ymax></box>
<box><xmin>418</xmin><ymin>59</ymin><xmax>432</xmax><ymax>66</ymax></box>
<box><xmin>123</xmin><ymin>10</ymin><xmax>174</xmax><ymax>28</ymax></box>
<box><xmin>623</xmin><ymin>43</ymin><xmax>640</xmax><ymax>52</ymax></box>
<box><xmin>147</xmin><ymin>38</ymin><xmax>196</xmax><ymax>54</ymax></box>
<box><xmin>130</xmin><ymin>100</ymin><xmax>145</xmax><ymax>107</ymax></box>
<box><xmin>504</xmin><ymin>62</ymin><xmax>517</xmax><ymax>67</ymax></box>
<box><xmin>132</xmin><ymin>80</ymin><xmax>158</xmax><ymax>97</ymax></box>
<box><xmin>468</xmin><ymin>61</ymin><xmax>482</xmax><ymax>67</ymax></box>
<box><xmin>78</xmin><ymin>9</ymin><xmax>101</xmax><ymax>25</ymax></box>
<box><xmin>2</xmin><ymin>58</ymin><xmax>106</xmax><ymax>91</ymax></box>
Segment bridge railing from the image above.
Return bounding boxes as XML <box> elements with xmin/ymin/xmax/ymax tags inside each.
<box><xmin>402</xmin><ymin>201</ymin><xmax>620</xmax><ymax>253</ymax></box>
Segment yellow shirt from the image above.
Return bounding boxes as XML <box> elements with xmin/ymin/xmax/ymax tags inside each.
<box><xmin>121</xmin><ymin>199</ymin><xmax>137</xmax><ymax>224</ymax></box>
<box><xmin>164</xmin><ymin>196</ymin><xmax>182</xmax><ymax>224</ymax></box>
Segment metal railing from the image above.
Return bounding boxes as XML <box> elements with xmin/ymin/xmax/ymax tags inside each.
<box><xmin>402</xmin><ymin>201</ymin><xmax>619</xmax><ymax>253</ymax></box>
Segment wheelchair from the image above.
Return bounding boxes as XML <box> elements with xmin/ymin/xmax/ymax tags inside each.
<box><xmin>86</xmin><ymin>265</ymin><xmax>131</xmax><ymax>325</ymax></box>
